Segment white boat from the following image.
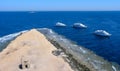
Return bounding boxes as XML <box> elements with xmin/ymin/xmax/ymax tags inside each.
<box><xmin>73</xmin><ymin>23</ymin><xmax>87</xmax><ymax>28</ymax></box>
<box><xmin>94</xmin><ymin>30</ymin><xmax>111</xmax><ymax>37</ymax></box>
<box><xmin>55</xmin><ymin>22</ymin><xmax>66</xmax><ymax>27</ymax></box>
<box><xmin>29</xmin><ymin>11</ymin><xmax>35</xmax><ymax>13</ymax></box>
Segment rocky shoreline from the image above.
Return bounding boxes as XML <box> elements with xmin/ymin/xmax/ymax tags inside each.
<box><xmin>0</xmin><ymin>29</ymin><xmax>120</xmax><ymax>71</ymax></box>
<box><xmin>49</xmin><ymin>39</ymin><xmax>91</xmax><ymax>71</ymax></box>
<box><xmin>39</xmin><ymin>28</ymin><xmax>120</xmax><ymax>71</ymax></box>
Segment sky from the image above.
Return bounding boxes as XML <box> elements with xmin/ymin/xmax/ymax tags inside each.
<box><xmin>0</xmin><ymin>0</ymin><xmax>120</xmax><ymax>11</ymax></box>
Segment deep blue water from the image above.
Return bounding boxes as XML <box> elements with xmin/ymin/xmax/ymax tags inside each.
<box><xmin>0</xmin><ymin>11</ymin><xmax>120</xmax><ymax>65</ymax></box>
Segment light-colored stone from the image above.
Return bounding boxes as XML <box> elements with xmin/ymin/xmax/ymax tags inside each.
<box><xmin>0</xmin><ymin>29</ymin><xmax>73</xmax><ymax>71</ymax></box>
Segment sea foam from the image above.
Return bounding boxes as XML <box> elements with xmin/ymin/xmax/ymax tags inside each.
<box><xmin>0</xmin><ymin>30</ymin><xmax>28</xmax><ymax>51</ymax></box>
<box><xmin>38</xmin><ymin>28</ymin><xmax>120</xmax><ymax>71</ymax></box>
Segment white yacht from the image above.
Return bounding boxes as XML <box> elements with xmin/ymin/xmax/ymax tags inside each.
<box><xmin>94</xmin><ymin>30</ymin><xmax>111</xmax><ymax>37</ymax></box>
<box><xmin>55</xmin><ymin>22</ymin><xmax>66</xmax><ymax>27</ymax></box>
<box><xmin>29</xmin><ymin>11</ymin><xmax>35</xmax><ymax>13</ymax></box>
<box><xmin>73</xmin><ymin>23</ymin><xmax>87</xmax><ymax>28</ymax></box>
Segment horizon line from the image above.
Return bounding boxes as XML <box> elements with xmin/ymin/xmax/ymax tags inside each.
<box><xmin>0</xmin><ymin>10</ymin><xmax>120</xmax><ymax>12</ymax></box>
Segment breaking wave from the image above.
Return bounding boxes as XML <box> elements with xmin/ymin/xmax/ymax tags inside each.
<box><xmin>0</xmin><ymin>30</ymin><xmax>28</xmax><ymax>51</ymax></box>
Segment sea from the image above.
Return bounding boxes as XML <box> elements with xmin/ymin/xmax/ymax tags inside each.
<box><xmin>0</xmin><ymin>11</ymin><xmax>120</xmax><ymax>66</ymax></box>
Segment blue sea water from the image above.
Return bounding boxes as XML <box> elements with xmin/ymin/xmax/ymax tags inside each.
<box><xmin>0</xmin><ymin>11</ymin><xmax>120</xmax><ymax>65</ymax></box>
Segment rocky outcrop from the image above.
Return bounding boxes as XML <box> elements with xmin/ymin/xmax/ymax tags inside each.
<box><xmin>0</xmin><ymin>29</ymin><xmax>73</xmax><ymax>71</ymax></box>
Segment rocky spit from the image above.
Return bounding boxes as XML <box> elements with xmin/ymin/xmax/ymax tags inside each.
<box><xmin>0</xmin><ymin>29</ymin><xmax>119</xmax><ymax>71</ymax></box>
<box><xmin>0</xmin><ymin>29</ymin><xmax>74</xmax><ymax>71</ymax></box>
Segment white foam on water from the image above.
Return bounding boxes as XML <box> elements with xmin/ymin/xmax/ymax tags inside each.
<box><xmin>112</xmin><ymin>65</ymin><xmax>117</xmax><ymax>71</ymax></box>
<box><xmin>38</xmin><ymin>28</ymin><xmax>120</xmax><ymax>71</ymax></box>
<box><xmin>0</xmin><ymin>30</ymin><xmax>28</xmax><ymax>43</ymax></box>
<box><xmin>79</xmin><ymin>47</ymin><xmax>86</xmax><ymax>53</ymax></box>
